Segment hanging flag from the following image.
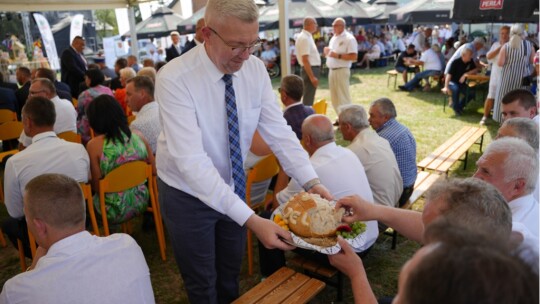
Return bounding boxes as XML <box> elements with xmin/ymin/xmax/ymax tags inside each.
<box><xmin>70</xmin><ymin>14</ymin><xmax>84</xmax><ymax>44</ymax></box>
<box><xmin>33</xmin><ymin>13</ymin><xmax>60</xmax><ymax>70</ymax></box>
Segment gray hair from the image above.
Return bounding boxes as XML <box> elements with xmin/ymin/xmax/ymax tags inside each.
<box><xmin>119</xmin><ymin>67</ymin><xmax>136</xmax><ymax>80</ymax></box>
<box><xmin>509</xmin><ymin>23</ymin><xmax>524</xmax><ymax>49</ymax></box>
<box><xmin>205</xmin><ymin>0</ymin><xmax>259</xmax><ymax>26</ymax></box>
<box><xmin>426</xmin><ymin>178</ymin><xmax>512</xmax><ymax>238</ymax></box>
<box><xmin>483</xmin><ymin>137</ymin><xmax>538</xmax><ymax>193</ymax></box>
<box><xmin>499</xmin><ymin>118</ymin><xmax>539</xmax><ymax>152</ymax></box>
<box><xmin>332</xmin><ymin>17</ymin><xmax>346</xmax><ymax>26</ymax></box>
<box><xmin>371</xmin><ymin>97</ymin><xmax>397</xmax><ymax>118</ymax></box>
<box><xmin>137</xmin><ymin>67</ymin><xmax>157</xmax><ymax>84</ymax></box>
<box><xmin>302</xmin><ymin>114</ymin><xmax>335</xmax><ymax>143</ymax></box>
<box><xmin>338</xmin><ymin>104</ymin><xmax>369</xmax><ymax>131</ymax></box>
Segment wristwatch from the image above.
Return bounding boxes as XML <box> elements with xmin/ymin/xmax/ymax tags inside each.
<box><xmin>303</xmin><ymin>178</ymin><xmax>321</xmax><ymax>192</ymax></box>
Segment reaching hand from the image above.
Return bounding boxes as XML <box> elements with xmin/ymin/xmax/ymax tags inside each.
<box><xmin>335</xmin><ymin>195</ymin><xmax>376</xmax><ymax>223</ymax></box>
<box><xmin>328</xmin><ymin>237</ymin><xmax>363</xmax><ymax>279</ymax></box>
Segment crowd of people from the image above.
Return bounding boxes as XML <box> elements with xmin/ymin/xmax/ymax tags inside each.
<box><xmin>0</xmin><ymin>0</ymin><xmax>538</xmax><ymax>303</ymax></box>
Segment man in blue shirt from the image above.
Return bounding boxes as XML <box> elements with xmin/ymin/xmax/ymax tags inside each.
<box><xmin>368</xmin><ymin>97</ymin><xmax>417</xmax><ymax>207</ymax></box>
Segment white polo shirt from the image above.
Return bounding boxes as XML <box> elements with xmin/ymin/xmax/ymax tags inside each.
<box><xmin>295</xmin><ymin>29</ymin><xmax>321</xmax><ymax>67</ymax></box>
<box><xmin>326</xmin><ymin>31</ymin><xmax>358</xmax><ymax>69</ymax></box>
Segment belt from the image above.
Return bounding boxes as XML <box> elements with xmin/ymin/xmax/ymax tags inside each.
<box><xmin>330</xmin><ymin>67</ymin><xmax>348</xmax><ymax>70</ymax></box>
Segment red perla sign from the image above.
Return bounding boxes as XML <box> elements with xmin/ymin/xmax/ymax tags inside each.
<box><xmin>479</xmin><ymin>0</ymin><xmax>504</xmax><ymax>10</ymax></box>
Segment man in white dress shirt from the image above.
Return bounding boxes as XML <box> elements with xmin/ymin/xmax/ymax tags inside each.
<box><xmin>324</xmin><ymin>18</ymin><xmax>358</xmax><ymax>119</ymax></box>
<box><xmin>154</xmin><ymin>0</ymin><xmax>330</xmax><ymax>302</ymax></box>
<box><xmin>126</xmin><ymin>76</ymin><xmax>160</xmax><ymax>154</ymax></box>
<box><xmin>259</xmin><ymin>114</ymin><xmax>377</xmax><ymax>277</ymax></box>
<box><xmin>1</xmin><ymin>96</ymin><xmax>89</xmax><ymax>258</ymax></box>
<box><xmin>0</xmin><ymin>173</ymin><xmax>154</xmax><ymax>304</ymax></box>
<box><xmin>473</xmin><ymin>137</ymin><xmax>539</xmax><ymax>237</ymax></box>
<box><xmin>18</xmin><ymin>78</ymin><xmax>77</xmax><ymax>148</ymax></box>
<box><xmin>338</xmin><ymin>104</ymin><xmax>403</xmax><ymax>210</ymax></box>
<box><xmin>295</xmin><ymin>17</ymin><xmax>321</xmax><ymax>106</ymax></box>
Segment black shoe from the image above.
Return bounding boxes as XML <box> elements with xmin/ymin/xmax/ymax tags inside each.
<box><xmin>398</xmin><ymin>85</ymin><xmax>409</xmax><ymax>92</ymax></box>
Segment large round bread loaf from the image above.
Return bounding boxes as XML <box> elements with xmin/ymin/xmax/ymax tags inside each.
<box><xmin>282</xmin><ymin>192</ymin><xmax>344</xmax><ymax>238</ymax></box>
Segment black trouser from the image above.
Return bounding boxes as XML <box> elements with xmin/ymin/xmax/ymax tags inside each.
<box><xmin>398</xmin><ymin>185</ymin><xmax>414</xmax><ymax>207</ymax></box>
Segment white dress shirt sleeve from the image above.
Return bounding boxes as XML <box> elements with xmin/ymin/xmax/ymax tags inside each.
<box><xmin>4</xmin><ymin>158</ymin><xmax>23</xmax><ymax>218</ymax></box>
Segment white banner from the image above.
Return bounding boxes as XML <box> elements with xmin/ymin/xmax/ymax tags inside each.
<box><xmin>33</xmin><ymin>13</ymin><xmax>60</xmax><ymax>70</ymax></box>
<box><xmin>70</xmin><ymin>14</ymin><xmax>84</xmax><ymax>44</ymax></box>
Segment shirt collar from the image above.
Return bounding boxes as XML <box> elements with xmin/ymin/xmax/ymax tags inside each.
<box><xmin>376</xmin><ymin>118</ymin><xmax>396</xmax><ymax>132</ymax></box>
<box><xmin>31</xmin><ymin>131</ymin><xmax>57</xmax><ymax>144</ymax></box>
<box><xmin>44</xmin><ymin>231</ymin><xmax>91</xmax><ymax>259</ymax></box>
<box><xmin>311</xmin><ymin>142</ymin><xmax>337</xmax><ymax>159</ymax></box>
<box><xmin>283</xmin><ymin>101</ymin><xmax>303</xmax><ymax>113</ymax></box>
<box><xmin>138</xmin><ymin>101</ymin><xmax>157</xmax><ymax>114</ymax></box>
<box><xmin>200</xmin><ymin>45</ymin><xmax>239</xmax><ymax>84</ymax></box>
<box><xmin>301</xmin><ymin>29</ymin><xmax>313</xmax><ymax>37</ymax></box>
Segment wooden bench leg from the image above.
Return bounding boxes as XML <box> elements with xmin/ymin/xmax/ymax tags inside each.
<box><xmin>394</xmin><ymin>74</ymin><xmax>397</xmax><ymax>89</ymax></box>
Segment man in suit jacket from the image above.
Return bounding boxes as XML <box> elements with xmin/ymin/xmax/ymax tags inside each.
<box><xmin>279</xmin><ymin>74</ymin><xmax>315</xmax><ymax>140</ymax></box>
<box><xmin>14</xmin><ymin>66</ymin><xmax>31</xmax><ymax>119</ymax></box>
<box><xmin>182</xmin><ymin>18</ymin><xmax>205</xmax><ymax>55</ymax></box>
<box><xmin>165</xmin><ymin>31</ymin><xmax>182</xmax><ymax>62</ymax></box>
<box><xmin>61</xmin><ymin>36</ymin><xmax>87</xmax><ymax>97</ymax></box>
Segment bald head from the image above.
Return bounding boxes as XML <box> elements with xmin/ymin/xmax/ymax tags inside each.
<box><xmin>303</xmin><ymin>17</ymin><xmax>318</xmax><ymax>34</ymax></box>
<box><xmin>302</xmin><ymin>114</ymin><xmax>334</xmax><ymax>154</ymax></box>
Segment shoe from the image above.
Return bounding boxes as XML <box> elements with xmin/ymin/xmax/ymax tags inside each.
<box><xmin>333</xmin><ymin>120</ymin><xmax>339</xmax><ymax>126</ymax></box>
<box><xmin>398</xmin><ymin>85</ymin><xmax>409</xmax><ymax>92</ymax></box>
<box><xmin>479</xmin><ymin>116</ymin><xmax>487</xmax><ymax>125</ymax></box>
<box><xmin>422</xmin><ymin>85</ymin><xmax>431</xmax><ymax>92</ymax></box>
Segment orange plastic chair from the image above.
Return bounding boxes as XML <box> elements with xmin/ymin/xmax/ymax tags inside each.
<box><xmin>0</xmin><ymin>121</ymin><xmax>23</xmax><ymax>143</ymax></box>
<box><xmin>98</xmin><ymin>161</ymin><xmax>166</xmax><ymax>261</ymax></box>
<box><xmin>57</xmin><ymin>131</ymin><xmax>82</xmax><ymax>144</ymax></box>
<box><xmin>0</xmin><ymin>109</ymin><xmax>17</xmax><ymax>123</ymax></box>
<box><xmin>80</xmin><ymin>183</ymin><xmax>100</xmax><ymax>236</ymax></box>
<box><xmin>245</xmin><ymin>154</ymin><xmax>280</xmax><ymax>275</ymax></box>
<box><xmin>0</xmin><ymin>229</ymin><xmax>6</xmax><ymax>247</ymax></box>
<box><xmin>312</xmin><ymin>99</ymin><xmax>327</xmax><ymax>115</ymax></box>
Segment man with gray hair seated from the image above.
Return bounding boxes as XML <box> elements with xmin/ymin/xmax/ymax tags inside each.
<box><xmin>338</xmin><ymin>104</ymin><xmax>402</xmax><ymax>209</ymax></box>
<box><xmin>474</xmin><ymin>137</ymin><xmax>539</xmax><ymax>238</ymax></box>
<box><xmin>497</xmin><ymin>117</ymin><xmax>538</xmax><ymax>152</ymax></box>
<box><xmin>0</xmin><ymin>174</ymin><xmax>154</xmax><ymax>303</ymax></box>
<box><xmin>368</xmin><ymin>98</ymin><xmax>417</xmax><ymax>207</ymax></box>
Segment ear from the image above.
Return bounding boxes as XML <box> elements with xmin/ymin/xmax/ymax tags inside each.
<box><xmin>513</xmin><ymin>178</ymin><xmax>527</xmax><ymax>193</ymax></box>
<box><xmin>31</xmin><ymin>217</ymin><xmax>48</xmax><ymax>239</ymax></box>
<box><xmin>201</xmin><ymin>27</ymin><xmax>212</xmax><ymax>42</ymax></box>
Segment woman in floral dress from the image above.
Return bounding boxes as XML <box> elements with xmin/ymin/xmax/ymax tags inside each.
<box><xmin>86</xmin><ymin>94</ymin><xmax>155</xmax><ymax>224</ymax></box>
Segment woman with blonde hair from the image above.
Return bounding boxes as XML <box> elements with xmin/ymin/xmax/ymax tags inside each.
<box><xmin>494</xmin><ymin>24</ymin><xmax>534</xmax><ymax>122</ymax></box>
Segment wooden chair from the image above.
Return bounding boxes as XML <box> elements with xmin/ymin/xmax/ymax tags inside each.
<box><xmin>0</xmin><ymin>109</ymin><xmax>17</xmax><ymax>123</ymax></box>
<box><xmin>80</xmin><ymin>182</ymin><xmax>100</xmax><ymax>236</ymax></box>
<box><xmin>57</xmin><ymin>131</ymin><xmax>82</xmax><ymax>144</ymax></box>
<box><xmin>245</xmin><ymin>154</ymin><xmax>280</xmax><ymax>275</ymax></box>
<box><xmin>312</xmin><ymin>99</ymin><xmax>327</xmax><ymax>115</ymax></box>
<box><xmin>97</xmin><ymin>161</ymin><xmax>166</xmax><ymax>261</ymax></box>
<box><xmin>0</xmin><ymin>120</ymin><xmax>23</xmax><ymax>145</ymax></box>
<box><xmin>0</xmin><ymin>228</ymin><xmax>6</xmax><ymax>247</ymax></box>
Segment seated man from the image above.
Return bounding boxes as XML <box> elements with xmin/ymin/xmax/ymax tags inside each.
<box><xmin>0</xmin><ymin>173</ymin><xmax>155</xmax><ymax>303</ymax></box>
<box><xmin>474</xmin><ymin>137</ymin><xmax>539</xmax><ymax>238</ymax></box>
<box><xmin>260</xmin><ymin>42</ymin><xmax>277</xmax><ymax>67</ymax></box>
<box><xmin>441</xmin><ymin>47</ymin><xmax>477</xmax><ymax>115</ymax></box>
<box><xmin>18</xmin><ymin>78</ymin><xmax>77</xmax><ymax>148</ymax></box>
<box><xmin>126</xmin><ymin>76</ymin><xmax>161</xmax><ymax>154</ymax></box>
<box><xmin>500</xmin><ymin>89</ymin><xmax>538</xmax><ymax>123</ymax></box>
<box><xmin>339</xmin><ymin>104</ymin><xmax>402</xmax><ymax>210</ymax></box>
<box><xmin>259</xmin><ymin>114</ymin><xmax>378</xmax><ymax>277</ymax></box>
<box><xmin>357</xmin><ymin>36</ymin><xmax>381</xmax><ymax>69</ymax></box>
<box><xmin>394</xmin><ymin>44</ymin><xmax>418</xmax><ymax>83</ymax></box>
<box><xmin>398</xmin><ymin>42</ymin><xmax>442</xmax><ymax>92</ymax></box>
<box><xmin>368</xmin><ymin>98</ymin><xmax>417</xmax><ymax>206</ymax></box>
<box><xmin>35</xmin><ymin>67</ymin><xmax>72</xmax><ymax>101</ymax></box>
<box><xmin>497</xmin><ymin>117</ymin><xmax>538</xmax><ymax>152</ymax></box>
<box><xmin>279</xmin><ymin>74</ymin><xmax>315</xmax><ymax>140</ymax></box>
<box><xmin>1</xmin><ymin>96</ymin><xmax>89</xmax><ymax>257</ymax></box>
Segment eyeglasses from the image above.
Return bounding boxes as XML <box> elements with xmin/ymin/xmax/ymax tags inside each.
<box><xmin>208</xmin><ymin>27</ymin><xmax>261</xmax><ymax>55</ymax></box>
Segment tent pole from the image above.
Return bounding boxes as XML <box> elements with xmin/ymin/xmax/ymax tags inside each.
<box><xmin>128</xmin><ymin>5</ymin><xmax>139</xmax><ymax>60</ymax></box>
<box><xmin>278</xmin><ymin>0</ymin><xmax>290</xmax><ymax>78</ymax></box>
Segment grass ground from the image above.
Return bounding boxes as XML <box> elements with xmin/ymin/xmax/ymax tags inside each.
<box><xmin>0</xmin><ymin>65</ymin><xmax>500</xmax><ymax>303</ymax></box>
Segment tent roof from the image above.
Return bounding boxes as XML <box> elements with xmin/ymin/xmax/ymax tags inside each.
<box><xmin>0</xmin><ymin>0</ymin><xmax>149</xmax><ymax>11</ymax></box>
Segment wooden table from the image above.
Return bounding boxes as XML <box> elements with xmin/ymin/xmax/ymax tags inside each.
<box><xmin>233</xmin><ymin>267</ymin><xmax>326</xmax><ymax>304</ymax></box>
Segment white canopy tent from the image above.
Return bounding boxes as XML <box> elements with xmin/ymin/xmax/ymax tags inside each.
<box><xmin>0</xmin><ymin>0</ymin><xmax>291</xmax><ymax>76</ymax></box>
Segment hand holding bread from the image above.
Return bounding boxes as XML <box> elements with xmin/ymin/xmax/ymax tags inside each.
<box><xmin>245</xmin><ymin>214</ymin><xmax>296</xmax><ymax>251</ymax></box>
<box><xmin>336</xmin><ymin>195</ymin><xmax>376</xmax><ymax>223</ymax></box>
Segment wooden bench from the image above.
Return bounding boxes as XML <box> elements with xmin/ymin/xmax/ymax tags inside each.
<box><xmin>417</xmin><ymin>126</ymin><xmax>487</xmax><ymax>175</ymax></box>
<box><xmin>233</xmin><ymin>267</ymin><xmax>325</xmax><ymax>304</ymax></box>
<box><xmin>288</xmin><ymin>255</ymin><xmax>343</xmax><ymax>301</ymax></box>
<box><xmin>389</xmin><ymin>171</ymin><xmax>442</xmax><ymax>249</ymax></box>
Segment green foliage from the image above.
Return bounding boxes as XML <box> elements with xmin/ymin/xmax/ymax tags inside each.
<box><xmin>94</xmin><ymin>9</ymin><xmax>119</xmax><ymax>39</ymax></box>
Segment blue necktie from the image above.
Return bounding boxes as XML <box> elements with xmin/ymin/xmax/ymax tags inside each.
<box><xmin>222</xmin><ymin>74</ymin><xmax>246</xmax><ymax>201</ymax></box>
